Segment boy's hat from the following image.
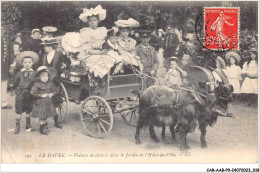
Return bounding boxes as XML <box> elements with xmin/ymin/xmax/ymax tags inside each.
<box><xmin>139</xmin><ymin>30</ymin><xmax>152</xmax><ymax>38</ymax></box>
<box><xmin>164</xmin><ymin>57</ymin><xmax>183</xmax><ymax>69</ymax></box>
<box><xmin>79</xmin><ymin>5</ymin><xmax>106</xmax><ymax>22</ymax></box>
<box><xmin>31</xmin><ymin>28</ymin><xmax>41</xmax><ymax>35</ymax></box>
<box><xmin>42</xmin><ymin>26</ymin><xmax>57</xmax><ymax>33</ymax></box>
<box><xmin>15</xmin><ymin>51</ymin><xmax>39</xmax><ymax>65</ymax></box>
<box><xmin>166</xmin><ymin>25</ymin><xmax>173</xmax><ymax>30</ymax></box>
<box><xmin>41</xmin><ymin>38</ymin><xmax>60</xmax><ymax>45</ymax></box>
<box><xmin>33</xmin><ymin>66</ymin><xmax>57</xmax><ymax>81</ymax></box>
<box><xmin>225</xmin><ymin>52</ymin><xmax>241</xmax><ymax>64</ymax></box>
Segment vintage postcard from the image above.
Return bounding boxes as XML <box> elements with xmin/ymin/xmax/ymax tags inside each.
<box><xmin>1</xmin><ymin>0</ymin><xmax>259</xmax><ymax>169</ymax></box>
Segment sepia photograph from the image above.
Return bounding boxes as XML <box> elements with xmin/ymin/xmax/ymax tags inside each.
<box><xmin>1</xmin><ymin>0</ymin><xmax>259</xmax><ymax>168</ymax></box>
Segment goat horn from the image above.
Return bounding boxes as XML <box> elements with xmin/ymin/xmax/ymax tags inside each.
<box><xmin>188</xmin><ymin>65</ymin><xmax>215</xmax><ymax>83</ymax></box>
<box><xmin>209</xmin><ymin>67</ymin><xmax>229</xmax><ymax>85</ymax></box>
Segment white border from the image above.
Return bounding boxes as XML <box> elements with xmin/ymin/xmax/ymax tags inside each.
<box><xmin>1</xmin><ymin>0</ymin><xmax>259</xmax><ymax>172</ymax></box>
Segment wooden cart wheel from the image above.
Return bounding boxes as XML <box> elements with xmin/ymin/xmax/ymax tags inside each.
<box><xmin>120</xmin><ymin>97</ymin><xmax>139</xmax><ymax>127</ymax></box>
<box><xmin>57</xmin><ymin>82</ymin><xmax>69</xmax><ymax>122</ymax></box>
<box><xmin>80</xmin><ymin>96</ymin><xmax>113</xmax><ymax>138</ymax></box>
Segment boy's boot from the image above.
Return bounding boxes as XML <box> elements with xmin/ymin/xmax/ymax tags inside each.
<box><xmin>40</xmin><ymin>124</ymin><xmax>48</xmax><ymax>135</ymax></box>
<box><xmin>45</xmin><ymin>122</ymin><xmax>50</xmax><ymax>132</ymax></box>
<box><xmin>14</xmin><ymin>118</ymin><xmax>20</xmax><ymax>134</ymax></box>
<box><xmin>25</xmin><ymin>117</ymin><xmax>31</xmax><ymax>130</ymax></box>
<box><xmin>54</xmin><ymin>115</ymin><xmax>63</xmax><ymax>129</ymax></box>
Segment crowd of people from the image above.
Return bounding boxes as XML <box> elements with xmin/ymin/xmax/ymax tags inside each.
<box><xmin>1</xmin><ymin>5</ymin><xmax>258</xmax><ymax>136</ymax></box>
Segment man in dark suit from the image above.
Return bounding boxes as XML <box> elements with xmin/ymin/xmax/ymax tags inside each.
<box><xmin>1</xmin><ymin>27</ymin><xmax>12</xmax><ymax>109</ymax></box>
<box><xmin>136</xmin><ymin>30</ymin><xmax>159</xmax><ymax>89</ymax></box>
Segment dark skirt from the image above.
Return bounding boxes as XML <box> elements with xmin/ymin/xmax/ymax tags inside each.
<box><xmin>31</xmin><ymin>98</ymin><xmax>56</xmax><ymax>119</ymax></box>
<box><xmin>15</xmin><ymin>89</ymin><xmax>33</xmax><ymax>114</ymax></box>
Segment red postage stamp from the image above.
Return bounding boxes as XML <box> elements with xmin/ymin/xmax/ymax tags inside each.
<box><xmin>204</xmin><ymin>7</ymin><xmax>239</xmax><ymax>51</ymax></box>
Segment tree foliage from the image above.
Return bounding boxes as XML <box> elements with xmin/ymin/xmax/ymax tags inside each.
<box><xmin>1</xmin><ymin>2</ymin><xmax>22</xmax><ymax>41</ymax></box>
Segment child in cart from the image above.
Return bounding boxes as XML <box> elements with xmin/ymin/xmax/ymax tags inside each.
<box><xmin>114</xmin><ymin>17</ymin><xmax>143</xmax><ymax>74</ymax></box>
<box><xmin>13</xmin><ymin>51</ymin><xmax>39</xmax><ymax>134</ymax></box>
<box><xmin>77</xmin><ymin>5</ymin><xmax>119</xmax><ymax>79</ymax></box>
<box><xmin>30</xmin><ymin>66</ymin><xmax>60</xmax><ymax>135</ymax></box>
<box><xmin>102</xmin><ymin>29</ymin><xmax>125</xmax><ymax>75</ymax></box>
<box><xmin>164</xmin><ymin>57</ymin><xmax>187</xmax><ymax>87</ymax></box>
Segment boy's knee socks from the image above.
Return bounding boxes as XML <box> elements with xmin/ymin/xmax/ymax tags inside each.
<box><xmin>16</xmin><ymin>118</ymin><xmax>21</xmax><ymax>124</ymax></box>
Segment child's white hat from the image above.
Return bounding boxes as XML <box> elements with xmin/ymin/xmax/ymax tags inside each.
<box><xmin>33</xmin><ymin>66</ymin><xmax>57</xmax><ymax>81</ymax></box>
<box><xmin>164</xmin><ymin>57</ymin><xmax>183</xmax><ymax>69</ymax></box>
<box><xmin>79</xmin><ymin>5</ymin><xmax>106</xmax><ymax>22</ymax></box>
<box><xmin>15</xmin><ymin>51</ymin><xmax>39</xmax><ymax>65</ymax></box>
<box><xmin>225</xmin><ymin>52</ymin><xmax>241</xmax><ymax>64</ymax></box>
<box><xmin>31</xmin><ymin>28</ymin><xmax>41</xmax><ymax>35</ymax></box>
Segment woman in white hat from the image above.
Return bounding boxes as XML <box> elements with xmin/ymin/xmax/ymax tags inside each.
<box><xmin>224</xmin><ymin>52</ymin><xmax>242</xmax><ymax>93</ymax></box>
<box><xmin>113</xmin><ymin>16</ymin><xmax>142</xmax><ymax>68</ymax></box>
<box><xmin>240</xmin><ymin>48</ymin><xmax>258</xmax><ymax>94</ymax></box>
<box><xmin>115</xmin><ymin>17</ymin><xmax>139</xmax><ymax>55</ymax></box>
<box><xmin>41</xmin><ymin>26</ymin><xmax>57</xmax><ymax>41</ymax></box>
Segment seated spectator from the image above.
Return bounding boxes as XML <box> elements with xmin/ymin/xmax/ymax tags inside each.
<box><xmin>102</xmin><ymin>29</ymin><xmax>119</xmax><ymax>51</ymax></box>
<box><xmin>23</xmin><ymin>29</ymin><xmax>42</xmax><ymax>55</ymax></box>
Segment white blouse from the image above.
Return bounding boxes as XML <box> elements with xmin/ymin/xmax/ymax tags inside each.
<box><xmin>80</xmin><ymin>27</ymin><xmax>107</xmax><ymax>49</ymax></box>
<box><xmin>242</xmin><ymin>60</ymin><xmax>258</xmax><ymax>77</ymax></box>
<box><xmin>225</xmin><ymin>65</ymin><xmax>241</xmax><ymax>80</ymax></box>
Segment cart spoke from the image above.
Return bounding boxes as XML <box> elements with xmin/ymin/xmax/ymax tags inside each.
<box><xmin>97</xmin><ymin>123</ymin><xmax>101</xmax><ymax>137</ymax></box>
<box><xmin>129</xmin><ymin>112</ymin><xmax>134</xmax><ymax>123</ymax></box>
<box><xmin>92</xmin><ymin>99</ymin><xmax>98</xmax><ymax>112</ymax></box>
<box><xmin>84</xmin><ymin>102</ymin><xmax>95</xmax><ymax>114</ymax></box>
<box><xmin>82</xmin><ymin>108</ymin><xmax>93</xmax><ymax>115</ymax></box>
<box><xmin>99</xmin><ymin>118</ymin><xmax>110</xmax><ymax>126</ymax></box>
<box><xmin>82</xmin><ymin>117</ymin><xmax>92</xmax><ymax>121</ymax></box>
<box><xmin>85</xmin><ymin>121</ymin><xmax>94</xmax><ymax>130</ymax></box>
<box><xmin>122</xmin><ymin>110</ymin><xmax>132</xmax><ymax>118</ymax></box>
<box><xmin>133</xmin><ymin>111</ymin><xmax>137</xmax><ymax>121</ymax></box>
<box><xmin>99</xmin><ymin>114</ymin><xmax>110</xmax><ymax>117</ymax></box>
<box><xmin>60</xmin><ymin>103</ymin><xmax>67</xmax><ymax>109</ymax></box>
<box><xmin>98</xmin><ymin>120</ymin><xmax>107</xmax><ymax>133</ymax></box>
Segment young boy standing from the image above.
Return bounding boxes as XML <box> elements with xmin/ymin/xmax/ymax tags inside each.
<box><xmin>136</xmin><ymin>30</ymin><xmax>159</xmax><ymax>89</ymax></box>
<box><xmin>13</xmin><ymin>51</ymin><xmax>39</xmax><ymax>134</ymax></box>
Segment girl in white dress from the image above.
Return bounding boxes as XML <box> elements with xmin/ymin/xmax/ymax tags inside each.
<box><xmin>224</xmin><ymin>52</ymin><xmax>242</xmax><ymax>93</ymax></box>
<box><xmin>240</xmin><ymin>48</ymin><xmax>258</xmax><ymax>94</ymax></box>
<box><xmin>77</xmin><ymin>5</ymin><xmax>117</xmax><ymax>79</ymax></box>
<box><xmin>78</xmin><ymin>5</ymin><xmax>108</xmax><ymax>57</ymax></box>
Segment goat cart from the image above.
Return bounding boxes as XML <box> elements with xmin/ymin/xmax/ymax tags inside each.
<box><xmin>57</xmin><ymin>65</ymin><xmax>143</xmax><ymax>138</ymax></box>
